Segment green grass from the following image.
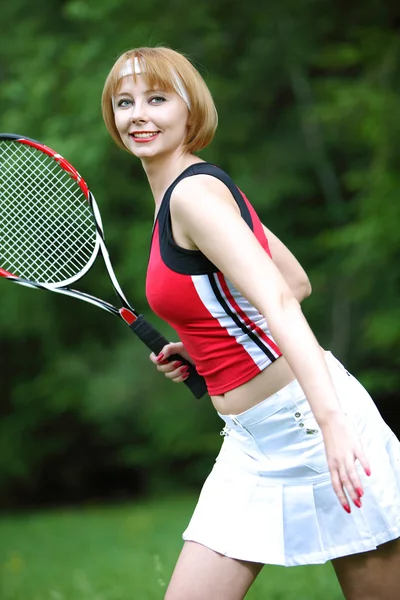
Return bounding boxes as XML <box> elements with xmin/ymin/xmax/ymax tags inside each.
<box><xmin>0</xmin><ymin>495</ymin><xmax>343</xmax><ymax>600</ymax></box>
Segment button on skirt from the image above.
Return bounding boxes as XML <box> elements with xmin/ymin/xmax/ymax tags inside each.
<box><xmin>182</xmin><ymin>352</ymin><xmax>400</xmax><ymax>566</ymax></box>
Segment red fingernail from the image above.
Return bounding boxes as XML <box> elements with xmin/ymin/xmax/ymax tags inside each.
<box><xmin>343</xmin><ymin>504</ymin><xmax>351</xmax><ymax>514</ymax></box>
<box><xmin>156</xmin><ymin>353</ymin><xmax>164</xmax><ymax>361</ymax></box>
<box><xmin>354</xmin><ymin>498</ymin><xmax>362</xmax><ymax>509</ymax></box>
<box><xmin>182</xmin><ymin>374</ymin><xmax>189</xmax><ymax>381</ymax></box>
<box><xmin>180</xmin><ymin>366</ymin><xmax>189</xmax><ymax>374</ymax></box>
<box><xmin>356</xmin><ymin>488</ymin><xmax>363</xmax><ymax>498</ymax></box>
<box><xmin>365</xmin><ymin>468</ymin><xmax>371</xmax><ymax>477</ymax></box>
<box><xmin>173</xmin><ymin>361</ymin><xmax>183</xmax><ymax>368</ymax></box>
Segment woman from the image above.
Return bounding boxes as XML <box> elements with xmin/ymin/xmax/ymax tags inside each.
<box><xmin>102</xmin><ymin>47</ymin><xmax>400</xmax><ymax>600</ymax></box>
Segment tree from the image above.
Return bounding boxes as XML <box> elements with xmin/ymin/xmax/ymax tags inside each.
<box><xmin>0</xmin><ymin>0</ymin><xmax>399</xmax><ymax>507</ymax></box>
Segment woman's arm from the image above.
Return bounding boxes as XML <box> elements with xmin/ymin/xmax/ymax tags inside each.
<box><xmin>171</xmin><ymin>175</ymin><xmax>329</xmax><ymax>420</ymax></box>
<box><xmin>262</xmin><ymin>225</ymin><xmax>312</xmax><ymax>303</ymax></box>
<box><xmin>171</xmin><ymin>174</ymin><xmax>370</xmax><ymax>510</ymax></box>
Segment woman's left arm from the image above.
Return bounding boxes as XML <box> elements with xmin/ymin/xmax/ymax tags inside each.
<box><xmin>262</xmin><ymin>224</ymin><xmax>312</xmax><ymax>303</ymax></box>
<box><xmin>171</xmin><ymin>176</ymin><xmax>370</xmax><ymax>511</ymax></box>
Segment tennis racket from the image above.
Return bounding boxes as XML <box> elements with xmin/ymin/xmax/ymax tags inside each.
<box><xmin>0</xmin><ymin>133</ymin><xmax>207</xmax><ymax>399</ymax></box>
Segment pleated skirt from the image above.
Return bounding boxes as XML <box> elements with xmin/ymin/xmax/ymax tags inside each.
<box><xmin>182</xmin><ymin>352</ymin><xmax>400</xmax><ymax>566</ymax></box>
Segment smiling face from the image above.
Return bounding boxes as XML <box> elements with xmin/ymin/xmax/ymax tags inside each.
<box><xmin>113</xmin><ymin>76</ymin><xmax>190</xmax><ymax>161</ymax></box>
<box><xmin>102</xmin><ymin>48</ymin><xmax>218</xmax><ymax>156</ymax></box>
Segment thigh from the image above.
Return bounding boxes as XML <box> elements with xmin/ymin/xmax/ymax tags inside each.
<box><xmin>165</xmin><ymin>541</ymin><xmax>263</xmax><ymax>600</ymax></box>
<box><xmin>332</xmin><ymin>538</ymin><xmax>400</xmax><ymax>600</ymax></box>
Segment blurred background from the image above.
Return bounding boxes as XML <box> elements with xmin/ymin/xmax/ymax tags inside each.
<box><xmin>1</xmin><ymin>1</ymin><xmax>400</xmax><ymax>597</ymax></box>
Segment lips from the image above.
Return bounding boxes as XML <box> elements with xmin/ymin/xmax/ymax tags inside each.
<box><xmin>129</xmin><ymin>131</ymin><xmax>160</xmax><ymax>142</ymax></box>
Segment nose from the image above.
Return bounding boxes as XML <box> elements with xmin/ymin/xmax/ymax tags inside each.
<box><xmin>130</xmin><ymin>100</ymin><xmax>148</xmax><ymax>124</ymax></box>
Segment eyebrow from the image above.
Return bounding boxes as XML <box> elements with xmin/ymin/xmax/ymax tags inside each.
<box><xmin>115</xmin><ymin>88</ymin><xmax>167</xmax><ymax>97</ymax></box>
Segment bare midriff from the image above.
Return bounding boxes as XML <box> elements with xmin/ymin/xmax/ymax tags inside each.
<box><xmin>210</xmin><ymin>354</ymin><xmax>297</xmax><ymax>416</ymax></box>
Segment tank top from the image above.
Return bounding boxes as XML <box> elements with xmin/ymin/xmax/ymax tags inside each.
<box><xmin>145</xmin><ymin>163</ymin><xmax>282</xmax><ymax>395</ymax></box>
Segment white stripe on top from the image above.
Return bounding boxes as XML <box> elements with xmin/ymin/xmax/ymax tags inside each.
<box><xmin>191</xmin><ymin>273</ymin><xmax>279</xmax><ymax>367</ymax></box>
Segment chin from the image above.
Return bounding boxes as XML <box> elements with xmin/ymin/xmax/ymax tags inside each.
<box><xmin>123</xmin><ymin>140</ymin><xmax>155</xmax><ymax>155</ymax></box>
<box><xmin>130</xmin><ymin>147</ymin><xmax>161</xmax><ymax>159</ymax></box>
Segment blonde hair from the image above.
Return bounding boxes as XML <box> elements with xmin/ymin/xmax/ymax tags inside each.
<box><xmin>101</xmin><ymin>47</ymin><xmax>218</xmax><ymax>154</ymax></box>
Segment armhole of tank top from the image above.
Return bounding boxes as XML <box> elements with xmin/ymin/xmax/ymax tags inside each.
<box><xmin>155</xmin><ymin>163</ymin><xmax>254</xmax><ymax>275</ymax></box>
<box><xmin>171</xmin><ymin>163</ymin><xmax>254</xmax><ymax>230</ymax></box>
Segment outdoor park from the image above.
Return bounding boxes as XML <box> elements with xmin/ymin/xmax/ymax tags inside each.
<box><xmin>1</xmin><ymin>1</ymin><xmax>399</xmax><ymax>598</ymax></box>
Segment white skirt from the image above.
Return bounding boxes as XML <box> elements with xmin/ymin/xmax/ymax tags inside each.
<box><xmin>182</xmin><ymin>352</ymin><xmax>400</xmax><ymax>566</ymax></box>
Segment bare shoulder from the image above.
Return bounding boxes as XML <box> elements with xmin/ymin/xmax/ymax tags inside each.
<box><xmin>167</xmin><ymin>171</ymin><xmax>291</xmax><ymax>317</ymax></box>
<box><xmin>170</xmin><ymin>173</ymin><xmax>240</xmax><ymax>216</ymax></box>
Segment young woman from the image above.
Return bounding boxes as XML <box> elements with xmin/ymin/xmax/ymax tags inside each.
<box><xmin>102</xmin><ymin>47</ymin><xmax>400</xmax><ymax>600</ymax></box>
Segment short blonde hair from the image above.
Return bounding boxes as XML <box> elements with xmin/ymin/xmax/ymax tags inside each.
<box><xmin>101</xmin><ymin>47</ymin><xmax>218</xmax><ymax>154</ymax></box>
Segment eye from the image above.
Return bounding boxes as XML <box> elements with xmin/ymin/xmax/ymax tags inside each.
<box><xmin>117</xmin><ymin>98</ymin><xmax>133</xmax><ymax>108</ymax></box>
<box><xmin>149</xmin><ymin>95</ymin><xmax>166</xmax><ymax>104</ymax></box>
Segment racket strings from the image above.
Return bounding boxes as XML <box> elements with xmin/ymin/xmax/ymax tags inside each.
<box><xmin>0</xmin><ymin>142</ymin><xmax>97</xmax><ymax>284</ymax></box>
<box><xmin>3</xmin><ymin>145</ymin><xmax>93</xmax><ymax>237</ymax></box>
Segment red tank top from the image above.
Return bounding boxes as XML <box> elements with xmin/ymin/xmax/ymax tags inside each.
<box><xmin>146</xmin><ymin>163</ymin><xmax>282</xmax><ymax>395</ymax></box>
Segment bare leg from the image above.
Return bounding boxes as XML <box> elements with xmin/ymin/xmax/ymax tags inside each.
<box><xmin>165</xmin><ymin>541</ymin><xmax>263</xmax><ymax>600</ymax></box>
<box><xmin>332</xmin><ymin>538</ymin><xmax>400</xmax><ymax>600</ymax></box>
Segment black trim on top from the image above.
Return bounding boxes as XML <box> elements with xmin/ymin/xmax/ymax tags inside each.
<box><xmin>153</xmin><ymin>163</ymin><xmax>254</xmax><ymax>275</ymax></box>
<box><xmin>208</xmin><ymin>273</ymin><xmax>277</xmax><ymax>362</ymax></box>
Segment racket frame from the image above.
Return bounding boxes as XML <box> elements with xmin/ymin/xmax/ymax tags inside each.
<box><xmin>0</xmin><ymin>133</ymin><xmax>208</xmax><ymax>398</ymax></box>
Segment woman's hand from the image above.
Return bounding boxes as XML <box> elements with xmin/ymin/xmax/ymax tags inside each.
<box><xmin>320</xmin><ymin>413</ymin><xmax>371</xmax><ymax>513</ymax></box>
<box><xmin>149</xmin><ymin>342</ymin><xmax>194</xmax><ymax>383</ymax></box>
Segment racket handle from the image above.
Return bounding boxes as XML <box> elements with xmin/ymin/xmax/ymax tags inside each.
<box><xmin>129</xmin><ymin>315</ymin><xmax>208</xmax><ymax>399</ymax></box>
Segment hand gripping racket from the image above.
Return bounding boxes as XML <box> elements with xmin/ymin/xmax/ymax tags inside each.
<box><xmin>0</xmin><ymin>133</ymin><xmax>207</xmax><ymax>399</ymax></box>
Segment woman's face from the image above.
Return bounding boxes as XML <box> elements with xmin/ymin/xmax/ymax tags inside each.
<box><xmin>113</xmin><ymin>76</ymin><xmax>189</xmax><ymax>160</ymax></box>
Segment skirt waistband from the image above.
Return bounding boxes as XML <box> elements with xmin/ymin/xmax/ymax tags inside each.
<box><xmin>218</xmin><ymin>351</ymin><xmax>345</xmax><ymax>429</ymax></box>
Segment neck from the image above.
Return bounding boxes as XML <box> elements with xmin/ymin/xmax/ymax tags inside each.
<box><xmin>141</xmin><ymin>150</ymin><xmax>204</xmax><ymax>210</ymax></box>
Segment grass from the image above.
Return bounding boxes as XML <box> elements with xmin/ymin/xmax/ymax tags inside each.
<box><xmin>0</xmin><ymin>495</ymin><xmax>344</xmax><ymax>600</ymax></box>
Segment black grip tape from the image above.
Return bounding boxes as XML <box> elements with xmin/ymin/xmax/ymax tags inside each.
<box><xmin>129</xmin><ymin>315</ymin><xmax>208</xmax><ymax>399</ymax></box>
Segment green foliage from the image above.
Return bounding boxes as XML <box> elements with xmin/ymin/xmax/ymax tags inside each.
<box><xmin>1</xmin><ymin>0</ymin><xmax>399</xmax><ymax>505</ymax></box>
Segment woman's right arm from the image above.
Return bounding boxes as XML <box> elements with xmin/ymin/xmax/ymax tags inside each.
<box><xmin>169</xmin><ymin>175</ymin><xmax>370</xmax><ymax>511</ymax></box>
<box><xmin>152</xmin><ymin>221</ymin><xmax>312</xmax><ymax>381</ymax></box>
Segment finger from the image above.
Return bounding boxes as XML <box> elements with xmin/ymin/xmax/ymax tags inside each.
<box><xmin>150</xmin><ymin>350</ymin><xmax>177</xmax><ymax>371</ymax></box>
<box><xmin>153</xmin><ymin>344</ymin><xmax>183</xmax><ymax>364</ymax></box>
<box><xmin>160</xmin><ymin>342</ymin><xmax>184</xmax><ymax>360</ymax></box>
<box><xmin>164</xmin><ymin>365</ymin><xmax>190</xmax><ymax>380</ymax></box>
<box><xmin>339</xmin><ymin>464</ymin><xmax>361</xmax><ymax>508</ymax></box>
<box><xmin>357</xmin><ymin>449</ymin><xmax>372</xmax><ymax>478</ymax></box>
<box><xmin>152</xmin><ymin>343</ymin><xmax>175</xmax><ymax>364</ymax></box>
<box><xmin>156</xmin><ymin>360</ymin><xmax>184</xmax><ymax>375</ymax></box>
<box><xmin>149</xmin><ymin>353</ymin><xmax>171</xmax><ymax>370</ymax></box>
<box><xmin>160</xmin><ymin>342</ymin><xmax>195</xmax><ymax>366</ymax></box>
<box><xmin>345</xmin><ymin>444</ymin><xmax>371</xmax><ymax>503</ymax></box>
<box><xmin>330</xmin><ymin>468</ymin><xmax>351</xmax><ymax>514</ymax></box>
<box><xmin>150</xmin><ymin>351</ymin><xmax>170</xmax><ymax>365</ymax></box>
<box><xmin>149</xmin><ymin>352</ymin><xmax>158</xmax><ymax>364</ymax></box>
<box><xmin>171</xmin><ymin>372</ymin><xmax>190</xmax><ymax>383</ymax></box>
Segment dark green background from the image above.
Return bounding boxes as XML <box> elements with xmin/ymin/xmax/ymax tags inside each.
<box><xmin>1</xmin><ymin>0</ymin><xmax>399</xmax><ymax>509</ymax></box>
